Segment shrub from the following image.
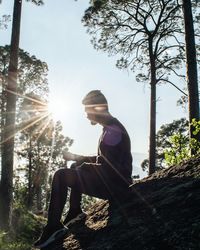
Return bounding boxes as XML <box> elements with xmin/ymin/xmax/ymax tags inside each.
<box><xmin>0</xmin><ymin>205</ymin><xmax>46</xmax><ymax>250</ymax></box>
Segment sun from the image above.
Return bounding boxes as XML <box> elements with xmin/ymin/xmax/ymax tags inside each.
<box><xmin>48</xmin><ymin>97</ymin><xmax>67</xmax><ymax>122</ymax></box>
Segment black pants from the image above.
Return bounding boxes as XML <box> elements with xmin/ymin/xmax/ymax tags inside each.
<box><xmin>47</xmin><ymin>163</ymin><xmax>130</xmax><ymax>226</ymax></box>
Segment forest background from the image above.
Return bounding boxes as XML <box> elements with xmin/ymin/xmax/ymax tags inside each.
<box><xmin>0</xmin><ymin>0</ymin><xmax>199</xmax><ymax>249</ymax></box>
<box><xmin>1</xmin><ymin>0</ymin><xmax>193</xmax><ymax>176</ymax></box>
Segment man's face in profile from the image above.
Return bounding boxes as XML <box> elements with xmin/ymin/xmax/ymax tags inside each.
<box><xmin>84</xmin><ymin>105</ymin><xmax>107</xmax><ymax>125</ymax></box>
<box><xmin>85</xmin><ymin>106</ymin><xmax>98</xmax><ymax>125</ymax></box>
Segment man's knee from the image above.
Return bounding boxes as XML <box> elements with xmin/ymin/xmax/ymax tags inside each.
<box><xmin>53</xmin><ymin>168</ymin><xmax>67</xmax><ymax>180</ymax></box>
<box><xmin>54</xmin><ymin>167</ymin><xmax>79</xmax><ymax>188</ymax></box>
<box><xmin>70</xmin><ymin>162</ymin><xmax>77</xmax><ymax>169</ymax></box>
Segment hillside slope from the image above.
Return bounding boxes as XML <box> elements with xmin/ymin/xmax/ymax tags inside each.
<box><xmin>41</xmin><ymin>157</ymin><xmax>200</xmax><ymax>250</ymax></box>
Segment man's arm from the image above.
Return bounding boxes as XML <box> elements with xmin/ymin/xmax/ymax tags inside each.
<box><xmin>62</xmin><ymin>151</ymin><xmax>97</xmax><ymax>164</ymax></box>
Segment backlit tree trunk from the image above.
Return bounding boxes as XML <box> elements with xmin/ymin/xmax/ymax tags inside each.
<box><xmin>0</xmin><ymin>0</ymin><xmax>22</xmax><ymax>230</ymax></box>
<box><xmin>182</xmin><ymin>0</ymin><xmax>199</xmax><ymax>142</ymax></box>
<box><xmin>149</xmin><ymin>38</ymin><xmax>157</xmax><ymax>175</ymax></box>
<box><xmin>27</xmin><ymin>135</ymin><xmax>33</xmax><ymax>209</ymax></box>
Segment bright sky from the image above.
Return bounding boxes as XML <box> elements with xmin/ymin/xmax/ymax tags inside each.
<box><xmin>1</xmin><ymin>1</ymin><xmax>186</xmax><ymax>167</ymax></box>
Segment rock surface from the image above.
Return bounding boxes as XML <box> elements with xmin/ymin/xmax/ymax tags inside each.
<box><xmin>42</xmin><ymin>157</ymin><xmax>200</xmax><ymax>250</ymax></box>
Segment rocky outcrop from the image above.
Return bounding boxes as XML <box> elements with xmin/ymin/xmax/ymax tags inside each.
<box><xmin>42</xmin><ymin>157</ymin><xmax>200</xmax><ymax>250</ymax></box>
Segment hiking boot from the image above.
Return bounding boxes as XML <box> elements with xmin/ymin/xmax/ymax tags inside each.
<box><xmin>34</xmin><ymin>222</ymin><xmax>68</xmax><ymax>248</ymax></box>
<box><xmin>63</xmin><ymin>209</ymin><xmax>87</xmax><ymax>227</ymax></box>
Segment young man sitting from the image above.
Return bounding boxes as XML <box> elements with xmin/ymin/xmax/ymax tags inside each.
<box><xmin>34</xmin><ymin>90</ymin><xmax>133</xmax><ymax>248</ymax></box>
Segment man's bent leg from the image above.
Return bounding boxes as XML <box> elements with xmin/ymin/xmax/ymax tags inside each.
<box><xmin>47</xmin><ymin>168</ymin><xmax>78</xmax><ymax>226</ymax></box>
<box><xmin>34</xmin><ymin>168</ymin><xmax>79</xmax><ymax>248</ymax></box>
<box><xmin>63</xmin><ymin>188</ymin><xmax>85</xmax><ymax>226</ymax></box>
<box><xmin>69</xmin><ymin>188</ymin><xmax>82</xmax><ymax>211</ymax></box>
<box><xmin>69</xmin><ymin>163</ymin><xmax>82</xmax><ymax>211</ymax></box>
<box><xmin>63</xmin><ymin>163</ymin><xmax>83</xmax><ymax>226</ymax></box>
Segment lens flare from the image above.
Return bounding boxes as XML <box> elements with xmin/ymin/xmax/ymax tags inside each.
<box><xmin>48</xmin><ymin>97</ymin><xmax>67</xmax><ymax>122</ymax></box>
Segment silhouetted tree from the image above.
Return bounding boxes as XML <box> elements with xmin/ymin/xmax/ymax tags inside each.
<box><xmin>82</xmin><ymin>0</ymin><xmax>185</xmax><ymax>175</ymax></box>
<box><xmin>0</xmin><ymin>45</ymin><xmax>49</xmax><ymax>166</ymax></box>
<box><xmin>0</xmin><ymin>0</ymin><xmax>44</xmax><ymax>230</ymax></box>
<box><xmin>17</xmin><ymin>98</ymin><xmax>73</xmax><ymax>211</ymax></box>
<box><xmin>0</xmin><ymin>0</ymin><xmax>23</xmax><ymax>230</ymax></box>
<box><xmin>182</xmin><ymin>0</ymin><xmax>199</xmax><ymax>142</ymax></box>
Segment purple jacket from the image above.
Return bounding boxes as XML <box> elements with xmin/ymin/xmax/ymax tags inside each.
<box><xmin>97</xmin><ymin>117</ymin><xmax>133</xmax><ymax>186</ymax></box>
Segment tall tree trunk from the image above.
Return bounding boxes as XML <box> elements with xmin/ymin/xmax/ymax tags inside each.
<box><xmin>27</xmin><ymin>136</ymin><xmax>33</xmax><ymax>209</ymax></box>
<box><xmin>0</xmin><ymin>55</ymin><xmax>7</xmax><ymax>171</ymax></box>
<box><xmin>36</xmin><ymin>186</ymin><xmax>42</xmax><ymax>211</ymax></box>
<box><xmin>149</xmin><ymin>82</ymin><xmax>156</xmax><ymax>175</ymax></box>
<box><xmin>0</xmin><ymin>0</ymin><xmax>22</xmax><ymax>230</ymax></box>
<box><xmin>149</xmin><ymin>39</ymin><xmax>156</xmax><ymax>175</ymax></box>
<box><xmin>182</xmin><ymin>0</ymin><xmax>200</xmax><ymax>141</ymax></box>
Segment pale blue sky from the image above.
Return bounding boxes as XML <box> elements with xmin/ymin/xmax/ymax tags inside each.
<box><xmin>1</xmin><ymin>1</ymin><xmax>186</xmax><ymax>173</ymax></box>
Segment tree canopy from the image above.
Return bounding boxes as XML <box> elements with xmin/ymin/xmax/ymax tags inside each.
<box><xmin>83</xmin><ymin>0</ymin><xmax>187</xmax><ymax>174</ymax></box>
<box><xmin>83</xmin><ymin>0</ymin><xmax>185</xmax><ymax>85</ymax></box>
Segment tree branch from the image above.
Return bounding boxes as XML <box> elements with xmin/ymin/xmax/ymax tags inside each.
<box><xmin>159</xmin><ymin>78</ymin><xmax>187</xmax><ymax>96</ymax></box>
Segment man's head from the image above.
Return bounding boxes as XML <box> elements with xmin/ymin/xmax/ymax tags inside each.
<box><xmin>82</xmin><ymin>90</ymin><xmax>109</xmax><ymax>125</ymax></box>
